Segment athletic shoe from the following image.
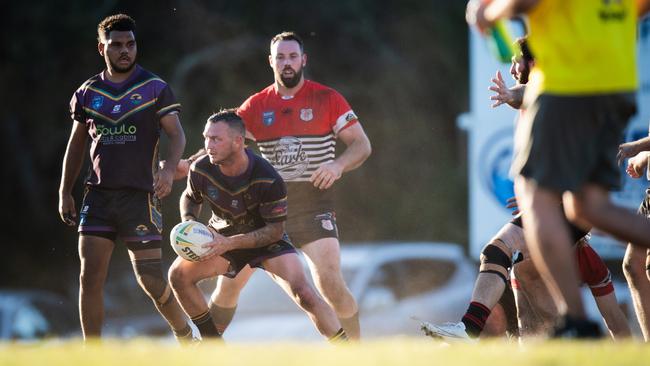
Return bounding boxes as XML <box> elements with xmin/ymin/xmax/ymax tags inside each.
<box><xmin>420</xmin><ymin>321</ymin><xmax>476</xmax><ymax>342</ymax></box>
<box><xmin>551</xmin><ymin>316</ymin><xmax>602</xmax><ymax>339</ymax></box>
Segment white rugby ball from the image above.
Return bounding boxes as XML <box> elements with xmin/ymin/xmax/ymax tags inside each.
<box><xmin>169</xmin><ymin>220</ymin><xmax>214</xmax><ymax>262</ymax></box>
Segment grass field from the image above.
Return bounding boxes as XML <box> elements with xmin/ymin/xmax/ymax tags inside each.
<box><xmin>1</xmin><ymin>338</ymin><xmax>648</xmax><ymax>366</ymax></box>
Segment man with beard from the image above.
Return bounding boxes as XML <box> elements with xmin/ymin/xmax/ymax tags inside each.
<box><xmin>178</xmin><ymin>31</ymin><xmax>370</xmax><ymax>339</ymax></box>
<box><xmin>58</xmin><ymin>14</ymin><xmax>190</xmax><ymax>341</ymax></box>
<box><xmin>168</xmin><ymin>109</ymin><xmax>348</xmax><ymax>342</ymax></box>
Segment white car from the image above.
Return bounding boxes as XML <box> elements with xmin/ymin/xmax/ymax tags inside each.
<box><xmin>219</xmin><ymin>242</ymin><xmax>476</xmax><ymax>342</ymax></box>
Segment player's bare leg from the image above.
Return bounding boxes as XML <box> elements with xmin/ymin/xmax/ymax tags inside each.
<box><xmin>301</xmin><ymin>237</ymin><xmax>360</xmax><ymax>339</ymax></box>
<box><xmin>566</xmin><ymin>184</ymin><xmax>650</xmax><ymax>249</ymax></box>
<box><xmin>471</xmin><ymin>271</ymin><xmax>507</xmax><ymax>309</ymax></box>
<box><xmin>128</xmin><ymin>247</ymin><xmax>191</xmax><ymax>340</ymax></box>
<box><xmin>512</xmin><ymin>257</ymin><xmax>558</xmax><ymax>337</ymax></box>
<box><xmin>623</xmin><ymin>243</ymin><xmax>650</xmax><ymax>341</ymax></box>
<box><xmin>515</xmin><ymin>177</ymin><xmax>585</xmax><ymax>320</ymax></box>
<box><xmin>208</xmin><ymin>266</ymin><xmax>255</xmax><ymax>333</ymax></box>
<box><xmin>263</xmin><ymin>252</ymin><xmax>345</xmax><ymax>340</ymax></box>
<box><xmin>169</xmin><ymin>255</ymin><xmax>230</xmax><ymax>338</ymax></box>
<box><xmin>482</xmin><ymin>303</ymin><xmax>507</xmax><ymax>337</ymax></box>
<box><xmin>78</xmin><ymin>235</ymin><xmax>114</xmax><ymax>339</ymax></box>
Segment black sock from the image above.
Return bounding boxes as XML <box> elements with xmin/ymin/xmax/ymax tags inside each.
<box><xmin>191</xmin><ymin>311</ymin><xmax>222</xmax><ymax>338</ymax></box>
<box><xmin>209</xmin><ymin>303</ymin><xmax>237</xmax><ymax>334</ymax></box>
<box><xmin>461</xmin><ymin>301</ymin><xmax>491</xmax><ymax>338</ymax></box>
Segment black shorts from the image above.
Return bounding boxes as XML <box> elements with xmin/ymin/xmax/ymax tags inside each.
<box><xmin>220</xmin><ymin>234</ymin><xmax>296</xmax><ymax>278</ymax></box>
<box><xmin>286</xmin><ymin>210</ymin><xmax>339</xmax><ymax>248</ymax></box>
<box><xmin>512</xmin><ymin>93</ymin><xmax>636</xmax><ymax>192</ymax></box>
<box><xmin>78</xmin><ymin>187</ymin><xmax>163</xmax><ymax>248</ymax></box>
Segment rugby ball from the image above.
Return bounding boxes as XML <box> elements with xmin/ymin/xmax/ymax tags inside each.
<box><xmin>169</xmin><ymin>220</ymin><xmax>214</xmax><ymax>262</ymax></box>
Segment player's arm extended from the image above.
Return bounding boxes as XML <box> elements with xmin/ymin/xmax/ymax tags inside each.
<box><xmin>618</xmin><ymin>136</ymin><xmax>650</xmax><ymax>165</ymax></box>
<box><xmin>489</xmin><ymin>71</ymin><xmax>526</xmax><ymax>109</ymax></box>
<box><xmin>467</xmin><ymin>0</ymin><xmax>539</xmax><ymax>32</ymax></box>
<box><xmin>594</xmin><ymin>292</ymin><xmax>631</xmax><ymax>340</ymax></box>
<box><xmin>58</xmin><ymin>121</ymin><xmax>88</xmax><ymax>225</ymax></box>
<box><xmin>211</xmin><ymin>222</ymin><xmax>285</xmax><ymax>252</ymax></box>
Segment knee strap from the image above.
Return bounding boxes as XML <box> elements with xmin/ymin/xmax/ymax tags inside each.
<box><xmin>479</xmin><ymin>240</ymin><xmax>513</xmax><ymax>284</ymax></box>
<box><xmin>131</xmin><ymin>258</ymin><xmax>171</xmax><ymax>306</ymax></box>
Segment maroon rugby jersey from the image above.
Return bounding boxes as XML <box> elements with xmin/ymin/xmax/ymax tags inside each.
<box><xmin>237</xmin><ymin>80</ymin><xmax>358</xmax><ymax>213</ymax></box>
<box><xmin>70</xmin><ymin>65</ymin><xmax>181</xmax><ymax>192</ymax></box>
<box><xmin>185</xmin><ymin>149</ymin><xmax>288</xmax><ymax>236</ymax></box>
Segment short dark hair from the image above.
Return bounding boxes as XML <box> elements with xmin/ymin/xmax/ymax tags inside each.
<box><xmin>515</xmin><ymin>36</ymin><xmax>534</xmax><ymax>63</ymax></box>
<box><xmin>97</xmin><ymin>14</ymin><xmax>136</xmax><ymax>42</ymax></box>
<box><xmin>270</xmin><ymin>31</ymin><xmax>304</xmax><ymax>53</ymax></box>
<box><xmin>207</xmin><ymin>108</ymin><xmax>245</xmax><ymax>137</ymax></box>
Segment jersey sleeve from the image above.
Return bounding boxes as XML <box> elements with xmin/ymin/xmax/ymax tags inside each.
<box><xmin>69</xmin><ymin>89</ymin><xmax>86</xmax><ymax>123</ymax></box>
<box><xmin>576</xmin><ymin>243</ymin><xmax>614</xmax><ymax>297</ymax></box>
<box><xmin>156</xmin><ymin>84</ymin><xmax>182</xmax><ymax>118</ymax></box>
<box><xmin>329</xmin><ymin>90</ymin><xmax>359</xmax><ymax>135</ymax></box>
<box><xmin>237</xmin><ymin>95</ymin><xmax>258</xmax><ymax>140</ymax></box>
<box><xmin>259</xmin><ymin>177</ymin><xmax>288</xmax><ymax>223</ymax></box>
<box><xmin>184</xmin><ymin>166</ymin><xmax>203</xmax><ymax>204</ymax></box>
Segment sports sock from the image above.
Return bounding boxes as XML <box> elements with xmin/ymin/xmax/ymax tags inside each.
<box><xmin>461</xmin><ymin>301</ymin><xmax>491</xmax><ymax>338</ymax></box>
<box><xmin>191</xmin><ymin>310</ymin><xmax>222</xmax><ymax>338</ymax></box>
<box><xmin>209</xmin><ymin>303</ymin><xmax>237</xmax><ymax>334</ymax></box>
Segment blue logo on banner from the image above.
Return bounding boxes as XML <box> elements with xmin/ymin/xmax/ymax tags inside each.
<box><xmin>479</xmin><ymin>128</ymin><xmax>515</xmax><ymax>208</ymax></box>
<box><xmin>263</xmin><ymin>111</ymin><xmax>275</xmax><ymax>126</ymax></box>
<box><xmin>91</xmin><ymin>96</ymin><xmax>104</xmax><ymax>110</ymax></box>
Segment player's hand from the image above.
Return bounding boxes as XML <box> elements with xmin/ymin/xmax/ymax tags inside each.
<box><xmin>466</xmin><ymin>0</ymin><xmax>490</xmax><ymax>33</ymax></box>
<box><xmin>200</xmin><ymin>229</ymin><xmax>231</xmax><ymax>261</ymax></box>
<box><xmin>310</xmin><ymin>161</ymin><xmax>344</xmax><ymax>190</ymax></box>
<box><xmin>505</xmin><ymin>196</ymin><xmax>520</xmax><ymax>216</ymax></box>
<box><xmin>153</xmin><ymin>168</ymin><xmax>174</xmax><ymax>199</ymax></box>
<box><xmin>627</xmin><ymin>153</ymin><xmax>648</xmax><ymax>179</ymax></box>
<box><xmin>58</xmin><ymin>193</ymin><xmax>77</xmax><ymax>226</ymax></box>
<box><xmin>489</xmin><ymin>71</ymin><xmax>514</xmax><ymax>108</ymax></box>
<box><xmin>617</xmin><ymin>141</ymin><xmax>641</xmax><ymax>166</ymax></box>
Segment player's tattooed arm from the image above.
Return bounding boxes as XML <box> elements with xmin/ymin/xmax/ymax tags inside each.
<box><xmin>210</xmin><ymin>222</ymin><xmax>285</xmax><ymax>252</ymax></box>
<box><xmin>180</xmin><ymin>191</ymin><xmax>201</xmax><ymax>222</ymax></box>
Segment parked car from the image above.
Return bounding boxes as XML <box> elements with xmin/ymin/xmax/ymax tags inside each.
<box><xmin>0</xmin><ymin>289</ymin><xmax>79</xmax><ymax>340</ymax></box>
<box><xmin>221</xmin><ymin>242</ymin><xmax>476</xmax><ymax>341</ymax></box>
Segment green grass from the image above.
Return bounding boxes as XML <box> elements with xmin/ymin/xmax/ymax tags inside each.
<box><xmin>1</xmin><ymin>338</ymin><xmax>647</xmax><ymax>366</ymax></box>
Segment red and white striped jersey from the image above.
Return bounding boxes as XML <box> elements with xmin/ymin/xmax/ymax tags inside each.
<box><xmin>238</xmin><ymin>80</ymin><xmax>358</xmax><ymax>183</ymax></box>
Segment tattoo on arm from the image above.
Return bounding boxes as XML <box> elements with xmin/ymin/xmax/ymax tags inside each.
<box><xmin>231</xmin><ymin>222</ymin><xmax>284</xmax><ymax>249</ymax></box>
